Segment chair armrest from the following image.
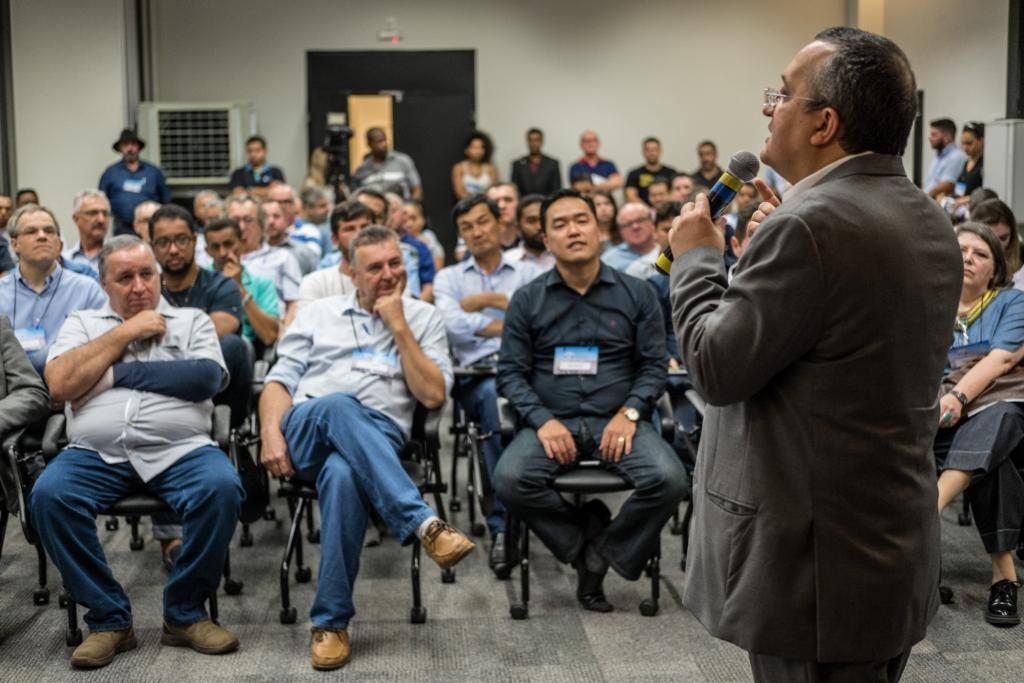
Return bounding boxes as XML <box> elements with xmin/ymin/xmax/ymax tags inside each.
<box><xmin>41</xmin><ymin>414</ymin><xmax>67</xmax><ymax>459</ymax></box>
<box><xmin>684</xmin><ymin>389</ymin><xmax>707</xmax><ymax>418</ymax></box>
<box><xmin>656</xmin><ymin>392</ymin><xmax>675</xmax><ymax>440</ymax></box>
<box><xmin>213</xmin><ymin>404</ymin><xmax>232</xmax><ymax>451</ymax></box>
<box><xmin>253</xmin><ymin>359</ymin><xmax>270</xmax><ymax>384</ymax></box>
<box><xmin>498</xmin><ymin>397</ymin><xmax>517</xmax><ymax>444</ymax></box>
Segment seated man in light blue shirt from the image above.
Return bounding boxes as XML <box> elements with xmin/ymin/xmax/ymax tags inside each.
<box><xmin>259</xmin><ymin>225</ymin><xmax>474</xmax><ymax>671</ymax></box>
<box><xmin>30</xmin><ymin>235</ymin><xmax>243</xmax><ymax>668</ymax></box>
<box><xmin>0</xmin><ymin>204</ymin><xmax>107</xmax><ymax>374</ymax></box>
<box><xmin>925</xmin><ymin>117</ymin><xmax>969</xmax><ymax>199</ymax></box>
<box><xmin>433</xmin><ymin>195</ymin><xmax>538</xmax><ymax>578</ymax></box>
<box><xmin>600</xmin><ymin>202</ymin><xmax>660</xmax><ymax>272</ymax></box>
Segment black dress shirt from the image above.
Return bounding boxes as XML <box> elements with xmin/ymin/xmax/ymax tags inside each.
<box><xmin>497</xmin><ymin>263</ymin><xmax>667</xmax><ymax>429</ymax></box>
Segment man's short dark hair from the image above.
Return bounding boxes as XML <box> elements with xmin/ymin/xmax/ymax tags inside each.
<box><xmin>929</xmin><ymin>118</ymin><xmax>957</xmax><ymax>138</ymax></box>
<box><xmin>15</xmin><ymin>188</ymin><xmax>38</xmax><ymax>203</ymax></box>
<box><xmin>452</xmin><ymin>194</ymin><xmax>499</xmax><ymax>225</ymax></box>
<box><xmin>205</xmin><ymin>217</ymin><xmax>242</xmax><ymax>240</ymax></box>
<box><xmin>809</xmin><ymin>27</ymin><xmax>918</xmax><ymax>155</ymax></box>
<box><xmin>570</xmin><ymin>172</ymin><xmax>593</xmax><ymax>185</ymax></box>
<box><xmin>329</xmin><ymin>200</ymin><xmax>376</xmax><ymax>236</ymax></box>
<box><xmin>354</xmin><ymin>188</ymin><xmax>388</xmax><ymax>223</ymax></box>
<box><xmin>149</xmin><ymin>203</ymin><xmax>195</xmax><ymax>237</ymax></box>
<box><xmin>697</xmin><ymin>140</ymin><xmax>717</xmax><ymax>153</ymax></box>
<box><xmin>671</xmin><ymin>172</ymin><xmax>691</xmax><ymax>183</ymax></box>
<box><xmin>648</xmin><ymin>179</ymin><xmax>670</xmax><ymax>192</ymax></box>
<box><xmin>527</xmin><ymin>127</ymin><xmax>543</xmax><ymax>138</ymax></box>
<box><xmin>539</xmin><ymin>189</ymin><xmax>597</xmax><ymax>233</ymax></box>
<box><xmin>246</xmin><ymin>135</ymin><xmax>267</xmax><ymax>148</ymax></box>
<box><xmin>655</xmin><ymin>201</ymin><xmax>681</xmax><ymax>224</ymax></box>
<box><xmin>734</xmin><ymin>203</ymin><xmax>759</xmax><ymax>244</ymax></box>
<box><xmin>516</xmin><ymin>194</ymin><xmax>545</xmax><ymax>223</ymax></box>
<box><xmin>643</xmin><ymin>136</ymin><xmax>661</xmax><ymax>147</ymax></box>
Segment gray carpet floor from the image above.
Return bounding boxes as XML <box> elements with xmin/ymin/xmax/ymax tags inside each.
<box><xmin>2</xmin><ymin>412</ymin><xmax>1023</xmax><ymax>681</ymax></box>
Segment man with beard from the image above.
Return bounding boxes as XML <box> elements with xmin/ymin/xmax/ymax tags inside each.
<box><xmin>504</xmin><ymin>194</ymin><xmax>555</xmax><ymax>272</ymax></box>
<box><xmin>433</xmin><ymin>195</ymin><xmax>538</xmax><ymax>577</ymax></box>
<box><xmin>99</xmin><ymin>129</ymin><xmax>171</xmax><ymax>236</ymax></box>
<box><xmin>924</xmin><ymin>117</ymin><xmax>969</xmax><ymax>200</ymax></box>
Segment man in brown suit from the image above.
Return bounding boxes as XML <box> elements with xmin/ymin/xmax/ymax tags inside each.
<box><xmin>668</xmin><ymin>27</ymin><xmax>961</xmax><ymax>682</ymax></box>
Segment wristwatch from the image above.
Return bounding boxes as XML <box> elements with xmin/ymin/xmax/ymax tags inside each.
<box><xmin>622</xmin><ymin>407</ymin><xmax>641</xmax><ymax>423</ymax></box>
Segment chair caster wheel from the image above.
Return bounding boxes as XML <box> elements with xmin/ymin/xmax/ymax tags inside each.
<box><xmin>410</xmin><ymin>606</ymin><xmax>427</xmax><ymax>624</ymax></box>
<box><xmin>449</xmin><ymin>499</ymin><xmax>462</xmax><ymax>513</ymax></box>
<box><xmin>224</xmin><ymin>579</ymin><xmax>244</xmax><ymax>596</ymax></box>
<box><xmin>958</xmin><ymin>511</ymin><xmax>972</xmax><ymax>526</ymax></box>
<box><xmin>510</xmin><ymin>604</ymin><xmax>528</xmax><ymax>620</ymax></box>
<box><xmin>66</xmin><ymin>628</ymin><xmax>83</xmax><ymax>647</ymax></box>
<box><xmin>33</xmin><ymin>588</ymin><xmax>50</xmax><ymax>605</ymax></box>
<box><xmin>639</xmin><ymin>599</ymin><xmax>659</xmax><ymax>617</ymax></box>
<box><xmin>105</xmin><ymin>518</ymin><xmax>119</xmax><ymax>531</ymax></box>
<box><xmin>441</xmin><ymin>568</ymin><xmax>456</xmax><ymax>584</ymax></box>
<box><xmin>240</xmin><ymin>529</ymin><xmax>254</xmax><ymax>547</ymax></box>
<box><xmin>279</xmin><ymin>607</ymin><xmax>297</xmax><ymax>624</ymax></box>
<box><xmin>129</xmin><ymin>538</ymin><xmax>144</xmax><ymax>551</ymax></box>
<box><xmin>471</xmin><ymin>523</ymin><xmax>486</xmax><ymax>538</ymax></box>
<box><xmin>307</xmin><ymin>529</ymin><xmax>320</xmax><ymax>544</ymax></box>
<box><xmin>263</xmin><ymin>507</ymin><xmax>276</xmax><ymax>521</ymax></box>
<box><xmin>58</xmin><ymin>591</ymin><xmax>71</xmax><ymax>608</ymax></box>
<box><xmin>295</xmin><ymin>566</ymin><xmax>312</xmax><ymax>583</ymax></box>
<box><xmin>939</xmin><ymin>585</ymin><xmax>954</xmax><ymax>604</ymax></box>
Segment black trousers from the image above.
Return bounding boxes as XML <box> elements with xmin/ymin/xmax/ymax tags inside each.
<box><xmin>749</xmin><ymin>649</ymin><xmax>911</xmax><ymax>683</ymax></box>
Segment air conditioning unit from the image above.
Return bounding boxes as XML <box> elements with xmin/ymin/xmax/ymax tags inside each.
<box><xmin>137</xmin><ymin>101</ymin><xmax>257</xmax><ymax>186</ymax></box>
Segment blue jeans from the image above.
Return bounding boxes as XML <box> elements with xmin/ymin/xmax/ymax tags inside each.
<box><xmin>281</xmin><ymin>393</ymin><xmax>436</xmax><ymax>629</ymax></box>
<box><xmin>493</xmin><ymin>417</ymin><xmax>688</xmax><ymax>580</ymax></box>
<box><xmin>29</xmin><ymin>446</ymin><xmax>242</xmax><ymax>631</ymax></box>
<box><xmin>456</xmin><ymin>375</ymin><xmax>505</xmax><ymax>536</ymax></box>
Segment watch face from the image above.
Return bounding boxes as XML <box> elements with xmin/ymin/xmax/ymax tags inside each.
<box><xmin>625</xmin><ymin>408</ymin><xmax>640</xmax><ymax>422</ymax></box>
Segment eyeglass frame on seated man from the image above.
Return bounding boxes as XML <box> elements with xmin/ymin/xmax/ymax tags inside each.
<box><xmin>763</xmin><ymin>87</ymin><xmax>824</xmax><ymax>111</ymax></box>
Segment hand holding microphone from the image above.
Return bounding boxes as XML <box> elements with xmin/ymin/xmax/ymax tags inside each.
<box><xmin>656</xmin><ymin>151</ymin><xmax>760</xmax><ymax>275</ymax></box>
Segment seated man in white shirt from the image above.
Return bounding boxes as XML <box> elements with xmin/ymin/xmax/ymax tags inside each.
<box><xmin>30</xmin><ymin>235</ymin><xmax>243</xmax><ymax>669</ymax></box>
<box><xmin>260</xmin><ymin>226</ymin><xmax>474</xmax><ymax>671</ymax></box>
<box><xmin>600</xmin><ymin>202</ymin><xmax>659</xmax><ymax>272</ymax></box>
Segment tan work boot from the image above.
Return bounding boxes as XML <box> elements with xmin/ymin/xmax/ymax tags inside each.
<box><xmin>160</xmin><ymin>619</ymin><xmax>239</xmax><ymax>654</ymax></box>
<box><xmin>421</xmin><ymin>519</ymin><xmax>475</xmax><ymax>569</ymax></box>
<box><xmin>70</xmin><ymin>628</ymin><xmax>137</xmax><ymax>669</ymax></box>
<box><xmin>311</xmin><ymin>628</ymin><xmax>351</xmax><ymax>670</ymax></box>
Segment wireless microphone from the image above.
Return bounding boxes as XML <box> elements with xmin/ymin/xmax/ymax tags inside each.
<box><xmin>654</xmin><ymin>151</ymin><xmax>760</xmax><ymax>276</ymax></box>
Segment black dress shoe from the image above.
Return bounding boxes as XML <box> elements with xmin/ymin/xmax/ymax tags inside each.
<box><xmin>986</xmin><ymin>579</ymin><xmax>1020</xmax><ymax>626</ymax></box>
<box><xmin>572</xmin><ymin>546</ymin><xmax>612</xmax><ymax>613</ymax></box>
<box><xmin>490</xmin><ymin>533</ymin><xmax>511</xmax><ymax>580</ymax></box>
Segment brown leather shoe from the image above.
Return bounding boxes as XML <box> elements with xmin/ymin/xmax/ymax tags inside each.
<box><xmin>311</xmin><ymin>628</ymin><xmax>351</xmax><ymax>670</ymax></box>
<box><xmin>421</xmin><ymin>519</ymin><xmax>475</xmax><ymax>569</ymax></box>
<box><xmin>70</xmin><ymin>628</ymin><xmax>137</xmax><ymax>669</ymax></box>
<box><xmin>160</xmin><ymin>619</ymin><xmax>239</xmax><ymax>654</ymax></box>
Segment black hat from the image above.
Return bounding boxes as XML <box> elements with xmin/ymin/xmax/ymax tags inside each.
<box><xmin>113</xmin><ymin>128</ymin><xmax>145</xmax><ymax>152</ymax></box>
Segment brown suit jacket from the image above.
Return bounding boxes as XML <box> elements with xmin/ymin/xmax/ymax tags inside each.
<box><xmin>670</xmin><ymin>153</ymin><xmax>962</xmax><ymax>662</ymax></box>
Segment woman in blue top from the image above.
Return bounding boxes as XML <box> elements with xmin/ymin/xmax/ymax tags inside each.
<box><xmin>935</xmin><ymin>222</ymin><xmax>1024</xmax><ymax>627</ymax></box>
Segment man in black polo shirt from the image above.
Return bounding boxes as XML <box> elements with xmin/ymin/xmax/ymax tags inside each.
<box><xmin>493</xmin><ymin>189</ymin><xmax>688</xmax><ymax>613</ymax></box>
<box><xmin>625</xmin><ymin>137</ymin><xmax>677</xmax><ymax>206</ymax></box>
<box><xmin>149</xmin><ymin>204</ymin><xmax>253</xmax><ymax>429</ymax></box>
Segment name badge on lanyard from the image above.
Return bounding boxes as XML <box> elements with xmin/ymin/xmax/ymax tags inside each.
<box><xmin>122</xmin><ymin>178</ymin><xmax>145</xmax><ymax>193</ymax></box>
<box><xmin>14</xmin><ymin>326</ymin><xmax>47</xmax><ymax>352</ymax></box>
<box><xmin>352</xmin><ymin>348</ymin><xmax>400</xmax><ymax>377</ymax></box>
<box><xmin>554</xmin><ymin>346</ymin><xmax>599</xmax><ymax>375</ymax></box>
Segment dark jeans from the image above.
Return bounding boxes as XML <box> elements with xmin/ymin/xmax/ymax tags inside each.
<box><xmin>30</xmin><ymin>447</ymin><xmax>242</xmax><ymax>631</ymax></box>
<box><xmin>749</xmin><ymin>649</ymin><xmax>911</xmax><ymax>683</ymax></box>
<box><xmin>493</xmin><ymin>416</ymin><xmax>688</xmax><ymax>580</ymax></box>
<box><xmin>935</xmin><ymin>401</ymin><xmax>1024</xmax><ymax>553</ymax></box>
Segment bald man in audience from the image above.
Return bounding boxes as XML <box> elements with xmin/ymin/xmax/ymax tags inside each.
<box><xmin>601</xmin><ymin>203</ymin><xmax>659</xmax><ymax>272</ymax></box>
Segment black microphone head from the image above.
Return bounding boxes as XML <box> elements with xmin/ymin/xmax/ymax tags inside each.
<box><xmin>727</xmin><ymin>151</ymin><xmax>760</xmax><ymax>182</ymax></box>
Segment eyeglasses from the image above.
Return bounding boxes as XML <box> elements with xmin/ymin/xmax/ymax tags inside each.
<box><xmin>620</xmin><ymin>218</ymin><xmax>653</xmax><ymax>229</ymax></box>
<box><xmin>152</xmin><ymin>235</ymin><xmax>194</xmax><ymax>250</ymax></box>
<box><xmin>763</xmin><ymin>88</ymin><xmax>822</xmax><ymax>111</ymax></box>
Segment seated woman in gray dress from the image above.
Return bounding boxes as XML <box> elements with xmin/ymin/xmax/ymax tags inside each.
<box><xmin>935</xmin><ymin>222</ymin><xmax>1024</xmax><ymax>628</ymax></box>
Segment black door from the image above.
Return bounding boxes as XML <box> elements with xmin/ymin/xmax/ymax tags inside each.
<box><xmin>307</xmin><ymin>50</ymin><xmax>476</xmax><ymax>258</ymax></box>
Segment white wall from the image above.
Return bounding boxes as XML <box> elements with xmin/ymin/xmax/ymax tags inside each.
<box><xmin>7</xmin><ymin>0</ymin><xmax>1014</xmax><ymax>242</ymax></box>
<box><xmin>148</xmin><ymin>0</ymin><xmax>847</xmax><ymax>194</ymax></box>
<box><xmin>10</xmin><ymin>0</ymin><xmax>126</xmax><ymax>241</ymax></box>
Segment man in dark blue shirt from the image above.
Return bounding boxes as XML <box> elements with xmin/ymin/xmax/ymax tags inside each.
<box><xmin>229</xmin><ymin>135</ymin><xmax>285</xmax><ymax>199</ymax></box>
<box><xmin>99</xmin><ymin>129</ymin><xmax>172</xmax><ymax>236</ymax></box>
<box><xmin>493</xmin><ymin>189</ymin><xmax>688</xmax><ymax>612</ymax></box>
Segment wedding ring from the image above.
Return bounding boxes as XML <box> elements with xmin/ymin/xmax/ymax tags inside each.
<box><xmin>617</xmin><ymin>437</ymin><xmax>626</xmax><ymax>443</ymax></box>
